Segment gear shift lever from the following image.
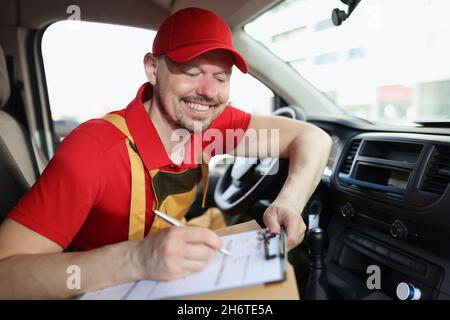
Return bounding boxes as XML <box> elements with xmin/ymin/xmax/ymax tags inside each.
<box><xmin>304</xmin><ymin>227</ymin><xmax>329</xmax><ymax>300</ymax></box>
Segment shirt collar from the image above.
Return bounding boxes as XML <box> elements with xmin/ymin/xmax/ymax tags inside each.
<box><xmin>125</xmin><ymin>82</ymin><xmax>172</xmax><ymax>170</ymax></box>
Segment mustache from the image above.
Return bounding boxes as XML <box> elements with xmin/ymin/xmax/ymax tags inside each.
<box><xmin>181</xmin><ymin>96</ymin><xmax>219</xmax><ymax>107</ymax></box>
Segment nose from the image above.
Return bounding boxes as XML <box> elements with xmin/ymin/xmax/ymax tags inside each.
<box><xmin>196</xmin><ymin>75</ymin><xmax>218</xmax><ymax>100</ymax></box>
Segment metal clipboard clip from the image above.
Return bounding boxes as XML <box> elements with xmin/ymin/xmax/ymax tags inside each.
<box><xmin>258</xmin><ymin>228</ymin><xmax>287</xmax><ymax>260</ymax></box>
<box><xmin>256</xmin><ymin>227</ymin><xmax>289</xmax><ymax>282</ymax></box>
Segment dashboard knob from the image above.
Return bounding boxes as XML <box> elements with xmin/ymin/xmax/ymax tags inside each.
<box><xmin>396</xmin><ymin>282</ymin><xmax>421</xmax><ymax>300</ymax></box>
<box><xmin>341</xmin><ymin>202</ymin><xmax>355</xmax><ymax>219</ymax></box>
<box><xmin>390</xmin><ymin>220</ymin><xmax>408</xmax><ymax>239</ymax></box>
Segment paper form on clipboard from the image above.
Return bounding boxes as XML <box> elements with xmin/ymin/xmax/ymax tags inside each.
<box><xmin>80</xmin><ymin>228</ymin><xmax>287</xmax><ymax>300</ymax></box>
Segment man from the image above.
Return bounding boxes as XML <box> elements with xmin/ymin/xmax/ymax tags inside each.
<box><xmin>0</xmin><ymin>7</ymin><xmax>331</xmax><ymax>299</ymax></box>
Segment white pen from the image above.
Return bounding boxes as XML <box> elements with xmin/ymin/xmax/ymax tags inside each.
<box><xmin>153</xmin><ymin>210</ymin><xmax>232</xmax><ymax>257</ymax></box>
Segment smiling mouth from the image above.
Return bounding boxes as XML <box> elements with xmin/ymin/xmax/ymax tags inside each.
<box><xmin>182</xmin><ymin>100</ymin><xmax>213</xmax><ymax>113</ymax></box>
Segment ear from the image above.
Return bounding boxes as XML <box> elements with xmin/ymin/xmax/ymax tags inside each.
<box><xmin>143</xmin><ymin>53</ymin><xmax>158</xmax><ymax>85</ymax></box>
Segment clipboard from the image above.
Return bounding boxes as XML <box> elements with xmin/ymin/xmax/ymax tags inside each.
<box><xmin>162</xmin><ymin>228</ymin><xmax>288</xmax><ymax>298</ymax></box>
<box><xmin>186</xmin><ymin>221</ymin><xmax>299</xmax><ymax>300</ymax></box>
<box><xmin>80</xmin><ymin>221</ymin><xmax>299</xmax><ymax>300</ymax></box>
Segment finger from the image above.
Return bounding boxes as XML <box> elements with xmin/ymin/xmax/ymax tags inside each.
<box><xmin>282</xmin><ymin>214</ymin><xmax>297</xmax><ymax>248</ymax></box>
<box><xmin>263</xmin><ymin>207</ymin><xmax>281</xmax><ymax>234</ymax></box>
<box><xmin>182</xmin><ymin>226</ymin><xmax>222</xmax><ymax>250</ymax></box>
<box><xmin>182</xmin><ymin>243</ymin><xmax>217</xmax><ymax>262</ymax></box>
<box><xmin>283</xmin><ymin>214</ymin><xmax>306</xmax><ymax>250</ymax></box>
<box><xmin>183</xmin><ymin>259</ymin><xmax>210</xmax><ymax>274</ymax></box>
<box><xmin>172</xmin><ymin>258</ymin><xmax>211</xmax><ymax>278</ymax></box>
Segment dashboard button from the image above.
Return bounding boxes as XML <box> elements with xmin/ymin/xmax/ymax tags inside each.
<box><xmin>374</xmin><ymin>245</ymin><xmax>388</xmax><ymax>256</ymax></box>
<box><xmin>353</xmin><ymin>236</ymin><xmax>373</xmax><ymax>249</ymax></box>
<box><xmin>341</xmin><ymin>203</ymin><xmax>356</xmax><ymax>219</ymax></box>
<box><xmin>390</xmin><ymin>252</ymin><xmax>411</xmax><ymax>266</ymax></box>
<box><xmin>390</xmin><ymin>220</ymin><xmax>408</xmax><ymax>239</ymax></box>
<box><xmin>410</xmin><ymin>261</ymin><xmax>427</xmax><ymax>274</ymax></box>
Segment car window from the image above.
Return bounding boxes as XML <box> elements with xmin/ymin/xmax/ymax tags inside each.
<box><xmin>245</xmin><ymin>0</ymin><xmax>450</xmax><ymax>126</ymax></box>
<box><xmin>42</xmin><ymin>21</ymin><xmax>156</xmax><ymax>138</ymax></box>
<box><xmin>42</xmin><ymin>20</ymin><xmax>274</xmax><ymax>139</ymax></box>
<box><xmin>229</xmin><ymin>68</ymin><xmax>274</xmax><ymax>116</ymax></box>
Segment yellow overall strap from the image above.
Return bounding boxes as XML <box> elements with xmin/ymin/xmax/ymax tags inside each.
<box><xmin>103</xmin><ymin>114</ymin><xmax>146</xmax><ymax>240</ymax></box>
<box><xmin>200</xmin><ymin>162</ymin><xmax>209</xmax><ymax>208</ymax></box>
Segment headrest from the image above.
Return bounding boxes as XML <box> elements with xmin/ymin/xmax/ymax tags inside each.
<box><xmin>0</xmin><ymin>45</ymin><xmax>11</xmax><ymax>108</ymax></box>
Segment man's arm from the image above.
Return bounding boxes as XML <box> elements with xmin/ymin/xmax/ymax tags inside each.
<box><xmin>0</xmin><ymin>218</ymin><xmax>220</xmax><ymax>299</ymax></box>
<box><xmin>233</xmin><ymin>115</ymin><xmax>332</xmax><ymax>249</ymax></box>
<box><xmin>0</xmin><ymin>218</ymin><xmax>141</xmax><ymax>299</ymax></box>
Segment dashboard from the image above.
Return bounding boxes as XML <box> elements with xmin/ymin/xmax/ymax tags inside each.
<box><xmin>326</xmin><ymin>129</ymin><xmax>450</xmax><ymax>253</ymax></box>
<box><xmin>308</xmin><ymin>115</ymin><xmax>450</xmax><ymax>299</ymax></box>
<box><xmin>334</xmin><ymin>132</ymin><xmax>450</xmax><ymax>250</ymax></box>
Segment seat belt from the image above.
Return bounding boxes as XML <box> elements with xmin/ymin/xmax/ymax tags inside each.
<box><xmin>102</xmin><ymin>113</ymin><xmax>209</xmax><ymax>240</ymax></box>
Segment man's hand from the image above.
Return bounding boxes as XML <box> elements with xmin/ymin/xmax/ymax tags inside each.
<box><xmin>134</xmin><ymin>226</ymin><xmax>221</xmax><ymax>280</ymax></box>
<box><xmin>263</xmin><ymin>201</ymin><xmax>307</xmax><ymax>250</ymax></box>
<box><xmin>237</xmin><ymin>115</ymin><xmax>331</xmax><ymax>251</ymax></box>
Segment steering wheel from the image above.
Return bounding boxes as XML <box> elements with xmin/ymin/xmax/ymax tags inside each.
<box><xmin>214</xmin><ymin>106</ymin><xmax>307</xmax><ymax>214</ymax></box>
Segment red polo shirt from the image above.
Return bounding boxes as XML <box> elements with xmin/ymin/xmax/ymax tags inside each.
<box><xmin>8</xmin><ymin>83</ymin><xmax>251</xmax><ymax>251</ymax></box>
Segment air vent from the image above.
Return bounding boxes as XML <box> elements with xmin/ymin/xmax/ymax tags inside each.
<box><xmin>422</xmin><ymin>145</ymin><xmax>450</xmax><ymax>195</ymax></box>
<box><xmin>340</xmin><ymin>139</ymin><xmax>361</xmax><ymax>174</ymax></box>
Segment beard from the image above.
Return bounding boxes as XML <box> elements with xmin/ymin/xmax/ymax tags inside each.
<box><xmin>154</xmin><ymin>85</ymin><xmax>220</xmax><ymax>133</ymax></box>
<box><xmin>178</xmin><ymin>96</ymin><xmax>219</xmax><ymax>133</ymax></box>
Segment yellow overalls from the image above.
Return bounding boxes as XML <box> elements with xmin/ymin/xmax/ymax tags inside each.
<box><xmin>103</xmin><ymin>113</ymin><xmax>211</xmax><ymax>240</ymax></box>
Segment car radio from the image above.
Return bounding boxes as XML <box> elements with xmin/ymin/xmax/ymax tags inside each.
<box><xmin>336</xmin><ymin>134</ymin><xmax>449</xmax><ymax>208</ymax></box>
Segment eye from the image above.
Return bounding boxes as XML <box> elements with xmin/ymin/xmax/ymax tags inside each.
<box><xmin>185</xmin><ymin>72</ymin><xmax>200</xmax><ymax>78</ymax></box>
<box><xmin>215</xmin><ymin>77</ymin><xmax>228</xmax><ymax>84</ymax></box>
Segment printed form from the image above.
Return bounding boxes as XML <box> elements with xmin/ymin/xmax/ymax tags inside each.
<box><xmin>81</xmin><ymin>229</ymin><xmax>285</xmax><ymax>299</ymax></box>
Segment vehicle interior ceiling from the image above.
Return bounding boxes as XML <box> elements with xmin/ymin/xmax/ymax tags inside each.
<box><xmin>1</xmin><ymin>0</ymin><xmax>450</xmax><ymax>300</ymax></box>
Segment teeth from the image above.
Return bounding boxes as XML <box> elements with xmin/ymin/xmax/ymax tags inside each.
<box><xmin>186</xmin><ymin>102</ymin><xmax>210</xmax><ymax>111</ymax></box>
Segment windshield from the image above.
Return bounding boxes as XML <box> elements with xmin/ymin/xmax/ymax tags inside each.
<box><xmin>245</xmin><ymin>0</ymin><xmax>450</xmax><ymax>126</ymax></box>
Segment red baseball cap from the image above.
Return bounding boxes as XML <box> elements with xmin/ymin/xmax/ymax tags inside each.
<box><xmin>152</xmin><ymin>7</ymin><xmax>249</xmax><ymax>73</ymax></box>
